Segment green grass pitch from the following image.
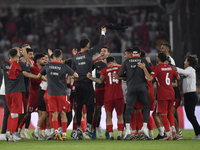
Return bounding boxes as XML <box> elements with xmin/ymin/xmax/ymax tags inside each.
<box><xmin>0</xmin><ymin>129</ymin><xmax>199</xmax><ymax>150</ymax></box>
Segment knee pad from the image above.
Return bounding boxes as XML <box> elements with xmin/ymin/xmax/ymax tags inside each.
<box><xmin>11</xmin><ymin>113</ymin><xmax>18</xmax><ymax>118</ymax></box>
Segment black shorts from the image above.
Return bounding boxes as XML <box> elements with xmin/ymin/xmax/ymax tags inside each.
<box><xmin>38</xmin><ymin>89</ymin><xmax>46</xmax><ymax>111</ymax></box>
<box><xmin>75</xmin><ymin>81</ymin><xmax>95</xmax><ymax>106</ymax></box>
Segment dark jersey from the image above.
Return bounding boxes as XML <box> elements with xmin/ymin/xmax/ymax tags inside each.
<box><xmin>93</xmin><ymin>59</ymin><xmax>107</xmax><ymax>88</ymax></box>
<box><xmin>71</xmin><ymin>35</ymin><xmax>105</xmax><ymax>82</ymax></box>
<box><xmin>1</xmin><ymin>61</ymin><xmax>30</xmax><ymax>94</ymax></box>
<box><xmin>118</xmin><ymin>57</ymin><xmax>151</xmax><ymax>89</ymax></box>
<box><xmin>40</xmin><ymin>62</ymin><xmax>75</xmax><ymax>96</ymax></box>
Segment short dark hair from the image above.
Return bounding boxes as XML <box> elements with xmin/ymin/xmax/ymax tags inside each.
<box><xmin>185</xmin><ymin>53</ymin><xmax>198</xmax><ymax>68</ymax></box>
<box><xmin>22</xmin><ymin>44</ymin><xmax>30</xmax><ymax>48</ymax></box>
<box><xmin>161</xmin><ymin>43</ymin><xmax>171</xmax><ymax>52</ymax></box>
<box><xmin>34</xmin><ymin>53</ymin><xmax>45</xmax><ymax>63</ymax></box>
<box><xmin>158</xmin><ymin>52</ymin><xmax>167</xmax><ymax>63</ymax></box>
<box><xmin>43</xmin><ymin>52</ymin><xmax>47</xmax><ymax>56</ymax></box>
<box><xmin>79</xmin><ymin>38</ymin><xmax>91</xmax><ymax>48</ymax></box>
<box><xmin>125</xmin><ymin>48</ymin><xmax>133</xmax><ymax>54</ymax></box>
<box><xmin>53</xmin><ymin>49</ymin><xmax>62</xmax><ymax>58</ymax></box>
<box><xmin>106</xmin><ymin>56</ymin><xmax>115</xmax><ymax>64</ymax></box>
<box><xmin>102</xmin><ymin>45</ymin><xmax>110</xmax><ymax>53</ymax></box>
<box><xmin>140</xmin><ymin>50</ymin><xmax>146</xmax><ymax>58</ymax></box>
<box><xmin>63</xmin><ymin>58</ymin><xmax>72</xmax><ymax>67</ymax></box>
<box><xmin>26</xmin><ymin>48</ymin><xmax>34</xmax><ymax>54</ymax></box>
<box><xmin>8</xmin><ymin>48</ymin><xmax>18</xmax><ymax>58</ymax></box>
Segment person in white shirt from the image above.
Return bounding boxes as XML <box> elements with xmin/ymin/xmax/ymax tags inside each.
<box><xmin>176</xmin><ymin>53</ymin><xmax>200</xmax><ymax>140</ymax></box>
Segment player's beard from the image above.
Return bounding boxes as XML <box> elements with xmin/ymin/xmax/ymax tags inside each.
<box><xmin>40</xmin><ymin>63</ymin><xmax>45</xmax><ymax>66</ymax></box>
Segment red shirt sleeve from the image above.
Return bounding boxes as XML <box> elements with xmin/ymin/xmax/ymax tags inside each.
<box><xmin>150</xmin><ymin>66</ymin><xmax>157</xmax><ymax>79</ymax></box>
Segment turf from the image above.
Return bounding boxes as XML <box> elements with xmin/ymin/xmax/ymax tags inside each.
<box><xmin>0</xmin><ymin>129</ymin><xmax>199</xmax><ymax>150</ymax></box>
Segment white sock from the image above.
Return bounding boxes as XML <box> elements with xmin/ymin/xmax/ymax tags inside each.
<box><xmin>118</xmin><ymin>131</ymin><xmax>122</xmax><ymax>137</ymax></box>
<box><xmin>162</xmin><ymin>126</ymin><xmax>165</xmax><ymax>132</ymax></box>
<box><xmin>149</xmin><ymin>130</ymin><xmax>153</xmax><ymax>135</ymax></box>
<box><xmin>109</xmin><ymin>132</ymin><xmax>113</xmax><ymax>137</ymax></box>
<box><xmin>25</xmin><ymin>128</ymin><xmax>28</xmax><ymax>132</ymax></box>
<box><xmin>63</xmin><ymin>133</ymin><xmax>66</xmax><ymax>136</ymax></box>
<box><xmin>18</xmin><ymin>128</ymin><xmax>21</xmax><ymax>133</ymax></box>
<box><xmin>143</xmin><ymin>123</ymin><xmax>147</xmax><ymax>128</ymax></box>
<box><xmin>41</xmin><ymin>130</ymin><xmax>45</xmax><ymax>135</ymax></box>
<box><xmin>51</xmin><ymin>128</ymin><xmax>55</xmax><ymax>134</ymax></box>
<box><xmin>166</xmin><ymin>131</ymin><xmax>171</xmax><ymax>137</ymax></box>
<box><xmin>171</xmin><ymin>126</ymin><xmax>175</xmax><ymax>130</ymax></box>
<box><xmin>46</xmin><ymin>129</ymin><xmax>51</xmax><ymax>136</ymax></box>
<box><xmin>126</xmin><ymin>123</ymin><xmax>130</xmax><ymax>130</ymax></box>
<box><xmin>158</xmin><ymin>127</ymin><xmax>164</xmax><ymax>136</ymax></box>
<box><xmin>132</xmin><ymin>130</ymin><xmax>137</xmax><ymax>133</ymax></box>
<box><xmin>58</xmin><ymin>127</ymin><xmax>62</xmax><ymax>132</ymax></box>
<box><xmin>35</xmin><ymin>126</ymin><xmax>40</xmax><ymax>134</ymax></box>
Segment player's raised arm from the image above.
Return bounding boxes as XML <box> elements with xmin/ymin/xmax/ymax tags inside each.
<box><xmin>87</xmin><ymin>72</ymin><xmax>105</xmax><ymax>84</ymax></box>
<box><xmin>92</xmin><ymin>53</ymin><xmax>101</xmax><ymax>61</ymax></box>
<box><xmin>90</xmin><ymin>27</ymin><xmax>106</xmax><ymax>54</ymax></box>
<box><xmin>138</xmin><ymin>62</ymin><xmax>154</xmax><ymax>81</ymax></box>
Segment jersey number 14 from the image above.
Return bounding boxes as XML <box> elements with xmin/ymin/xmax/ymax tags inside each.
<box><xmin>108</xmin><ymin>71</ymin><xmax>119</xmax><ymax>84</ymax></box>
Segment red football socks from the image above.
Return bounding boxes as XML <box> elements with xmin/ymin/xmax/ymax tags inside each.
<box><xmin>161</xmin><ymin>115</ymin><xmax>170</xmax><ymax>132</ymax></box>
<box><xmin>107</xmin><ymin>125</ymin><xmax>113</xmax><ymax>133</ymax></box>
<box><xmin>118</xmin><ymin>123</ymin><xmax>124</xmax><ymax>131</ymax></box>
<box><xmin>135</xmin><ymin>112</ymin><xmax>143</xmax><ymax>130</ymax></box>
<box><xmin>167</xmin><ymin>112</ymin><xmax>175</xmax><ymax>126</ymax></box>
<box><xmin>73</xmin><ymin>122</ymin><xmax>77</xmax><ymax>130</ymax></box>
<box><xmin>130</xmin><ymin>112</ymin><xmax>136</xmax><ymax>130</ymax></box>
<box><xmin>147</xmin><ymin>115</ymin><xmax>153</xmax><ymax>130</ymax></box>
<box><xmin>52</xmin><ymin>121</ymin><xmax>58</xmax><ymax>131</ymax></box>
<box><xmin>62</xmin><ymin>122</ymin><xmax>67</xmax><ymax>133</ymax></box>
<box><xmin>11</xmin><ymin>117</ymin><xmax>19</xmax><ymax>134</ymax></box>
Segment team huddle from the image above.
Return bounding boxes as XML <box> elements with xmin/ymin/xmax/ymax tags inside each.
<box><xmin>1</xmin><ymin>26</ymin><xmax>200</xmax><ymax>142</ymax></box>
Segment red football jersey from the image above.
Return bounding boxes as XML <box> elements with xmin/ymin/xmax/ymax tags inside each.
<box><xmin>100</xmin><ymin>66</ymin><xmax>124</xmax><ymax>102</ymax></box>
<box><xmin>29</xmin><ymin>63</ymin><xmax>43</xmax><ymax>92</ymax></box>
<box><xmin>151</xmin><ymin>64</ymin><xmax>178</xmax><ymax>101</ymax></box>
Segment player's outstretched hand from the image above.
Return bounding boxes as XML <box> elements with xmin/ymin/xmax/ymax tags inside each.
<box><xmin>48</xmin><ymin>49</ymin><xmax>53</xmax><ymax>56</ymax></box>
<box><xmin>138</xmin><ymin>62</ymin><xmax>146</xmax><ymax>69</ymax></box>
<box><xmin>101</xmin><ymin>27</ymin><xmax>106</xmax><ymax>33</ymax></box>
<box><xmin>72</xmin><ymin>48</ymin><xmax>77</xmax><ymax>56</ymax></box>
<box><xmin>146</xmin><ymin>57</ymin><xmax>151</xmax><ymax>63</ymax></box>
<box><xmin>87</xmin><ymin>72</ymin><xmax>92</xmax><ymax>79</ymax></box>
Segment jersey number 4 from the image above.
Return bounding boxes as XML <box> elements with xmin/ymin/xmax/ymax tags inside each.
<box><xmin>108</xmin><ymin>71</ymin><xmax>119</xmax><ymax>84</ymax></box>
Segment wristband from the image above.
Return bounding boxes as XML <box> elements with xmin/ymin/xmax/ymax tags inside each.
<box><xmin>101</xmin><ymin>31</ymin><xmax>105</xmax><ymax>35</ymax></box>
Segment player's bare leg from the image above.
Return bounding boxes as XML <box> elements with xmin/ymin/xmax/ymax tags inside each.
<box><xmin>32</xmin><ymin>110</ymin><xmax>48</xmax><ymax>140</ymax></box>
<box><xmin>153</xmin><ymin>111</ymin><xmax>165</xmax><ymax>139</ymax></box>
<box><xmin>18</xmin><ymin>113</ymin><xmax>30</xmax><ymax>135</ymax></box>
